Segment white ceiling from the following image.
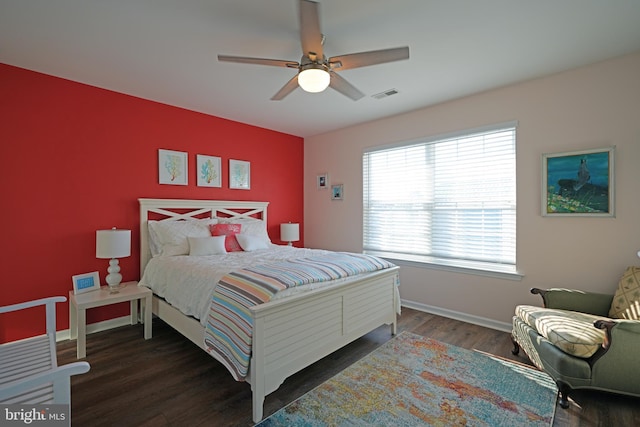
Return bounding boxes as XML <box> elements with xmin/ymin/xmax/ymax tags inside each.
<box><xmin>2</xmin><ymin>0</ymin><xmax>640</xmax><ymax>138</ymax></box>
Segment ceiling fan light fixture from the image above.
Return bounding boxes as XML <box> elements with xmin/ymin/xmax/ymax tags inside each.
<box><xmin>298</xmin><ymin>67</ymin><xmax>330</xmax><ymax>93</ymax></box>
<box><xmin>218</xmin><ymin>1</ymin><xmax>409</xmax><ymax>101</ymax></box>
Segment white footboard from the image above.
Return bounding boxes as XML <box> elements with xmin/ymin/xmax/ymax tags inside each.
<box><xmin>249</xmin><ymin>267</ymin><xmax>399</xmax><ymax>422</ymax></box>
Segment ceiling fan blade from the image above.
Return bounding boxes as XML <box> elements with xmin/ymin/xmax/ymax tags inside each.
<box><xmin>329</xmin><ymin>72</ymin><xmax>364</xmax><ymax>101</ymax></box>
<box><xmin>218</xmin><ymin>55</ymin><xmax>299</xmax><ymax>68</ymax></box>
<box><xmin>329</xmin><ymin>46</ymin><xmax>409</xmax><ymax>71</ymax></box>
<box><xmin>299</xmin><ymin>0</ymin><xmax>323</xmax><ymax>60</ymax></box>
<box><xmin>271</xmin><ymin>75</ymin><xmax>300</xmax><ymax>101</ymax></box>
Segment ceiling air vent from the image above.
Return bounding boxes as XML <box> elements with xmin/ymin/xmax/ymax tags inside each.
<box><xmin>372</xmin><ymin>89</ymin><xmax>399</xmax><ymax>100</ymax></box>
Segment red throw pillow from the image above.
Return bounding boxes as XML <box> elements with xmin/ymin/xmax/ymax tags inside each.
<box><xmin>210</xmin><ymin>223</ymin><xmax>243</xmax><ymax>252</ymax></box>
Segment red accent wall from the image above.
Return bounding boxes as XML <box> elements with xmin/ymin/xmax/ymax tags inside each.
<box><xmin>0</xmin><ymin>63</ymin><xmax>304</xmax><ymax>342</ymax></box>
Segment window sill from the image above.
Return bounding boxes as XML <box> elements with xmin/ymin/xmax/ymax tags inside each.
<box><xmin>365</xmin><ymin>251</ymin><xmax>523</xmax><ymax>281</ymax></box>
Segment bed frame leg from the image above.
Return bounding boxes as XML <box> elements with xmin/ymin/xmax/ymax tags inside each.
<box><xmin>252</xmin><ymin>391</ymin><xmax>264</xmax><ymax>423</ymax></box>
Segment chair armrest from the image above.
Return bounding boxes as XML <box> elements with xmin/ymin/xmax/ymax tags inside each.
<box><xmin>594</xmin><ymin>319</ymin><xmax>640</xmax><ymax>350</ymax></box>
<box><xmin>0</xmin><ymin>297</ymin><xmax>66</xmax><ymax>336</ymax></box>
<box><xmin>0</xmin><ymin>296</ymin><xmax>66</xmax><ymax>314</ymax></box>
<box><xmin>591</xmin><ymin>319</ymin><xmax>640</xmax><ymax>391</ymax></box>
<box><xmin>531</xmin><ymin>288</ymin><xmax>613</xmax><ymax>316</ymax></box>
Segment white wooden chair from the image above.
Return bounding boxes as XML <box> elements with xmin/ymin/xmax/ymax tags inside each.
<box><xmin>0</xmin><ymin>296</ymin><xmax>90</xmax><ymax>405</ymax></box>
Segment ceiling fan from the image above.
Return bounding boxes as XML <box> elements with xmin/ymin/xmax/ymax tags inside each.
<box><xmin>218</xmin><ymin>0</ymin><xmax>410</xmax><ymax>101</ymax></box>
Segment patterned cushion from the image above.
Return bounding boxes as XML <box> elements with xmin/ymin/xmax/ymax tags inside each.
<box><xmin>515</xmin><ymin>305</ymin><xmax>606</xmax><ymax>358</ymax></box>
<box><xmin>210</xmin><ymin>223</ymin><xmax>243</xmax><ymax>252</ymax></box>
<box><xmin>609</xmin><ymin>266</ymin><xmax>640</xmax><ymax>320</ymax></box>
<box><xmin>217</xmin><ymin>217</ymin><xmax>271</xmax><ymax>243</ymax></box>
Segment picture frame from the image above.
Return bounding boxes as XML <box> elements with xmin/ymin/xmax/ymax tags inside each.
<box><xmin>72</xmin><ymin>271</ymin><xmax>101</xmax><ymax>294</ymax></box>
<box><xmin>317</xmin><ymin>173</ymin><xmax>329</xmax><ymax>189</ymax></box>
<box><xmin>229</xmin><ymin>159</ymin><xmax>250</xmax><ymax>190</ymax></box>
<box><xmin>158</xmin><ymin>149</ymin><xmax>188</xmax><ymax>185</ymax></box>
<box><xmin>542</xmin><ymin>146</ymin><xmax>615</xmax><ymax>217</ymax></box>
<box><xmin>196</xmin><ymin>154</ymin><xmax>222</xmax><ymax>187</ymax></box>
<box><xmin>331</xmin><ymin>184</ymin><xmax>344</xmax><ymax>200</ymax></box>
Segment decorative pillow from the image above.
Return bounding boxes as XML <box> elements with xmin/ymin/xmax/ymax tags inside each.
<box><xmin>210</xmin><ymin>223</ymin><xmax>243</xmax><ymax>252</ymax></box>
<box><xmin>609</xmin><ymin>266</ymin><xmax>640</xmax><ymax>320</ymax></box>
<box><xmin>188</xmin><ymin>236</ymin><xmax>227</xmax><ymax>256</ymax></box>
<box><xmin>148</xmin><ymin>218</ymin><xmax>217</xmax><ymax>257</ymax></box>
<box><xmin>236</xmin><ymin>233</ymin><xmax>270</xmax><ymax>252</ymax></box>
<box><xmin>217</xmin><ymin>217</ymin><xmax>271</xmax><ymax>243</ymax></box>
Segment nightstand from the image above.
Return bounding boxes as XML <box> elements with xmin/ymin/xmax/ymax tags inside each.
<box><xmin>69</xmin><ymin>281</ymin><xmax>152</xmax><ymax>359</ymax></box>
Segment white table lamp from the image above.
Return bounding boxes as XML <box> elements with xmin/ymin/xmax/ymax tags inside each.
<box><xmin>280</xmin><ymin>223</ymin><xmax>300</xmax><ymax>246</ymax></box>
<box><xmin>96</xmin><ymin>228</ymin><xmax>131</xmax><ymax>293</ymax></box>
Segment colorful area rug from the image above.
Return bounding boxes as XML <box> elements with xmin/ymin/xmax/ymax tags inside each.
<box><xmin>257</xmin><ymin>332</ymin><xmax>557</xmax><ymax>426</ymax></box>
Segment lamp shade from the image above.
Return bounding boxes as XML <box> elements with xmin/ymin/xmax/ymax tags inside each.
<box><xmin>280</xmin><ymin>223</ymin><xmax>300</xmax><ymax>243</ymax></box>
<box><xmin>96</xmin><ymin>228</ymin><xmax>131</xmax><ymax>259</ymax></box>
<box><xmin>298</xmin><ymin>68</ymin><xmax>330</xmax><ymax>93</ymax></box>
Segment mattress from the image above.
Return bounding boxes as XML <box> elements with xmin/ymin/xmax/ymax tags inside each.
<box><xmin>139</xmin><ymin>245</ymin><xmax>332</xmax><ymax>325</ymax></box>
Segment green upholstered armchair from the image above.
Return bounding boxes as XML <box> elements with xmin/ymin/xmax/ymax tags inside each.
<box><xmin>511</xmin><ymin>271</ymin><xmax>640</xmax><ymax>408</ymax></box>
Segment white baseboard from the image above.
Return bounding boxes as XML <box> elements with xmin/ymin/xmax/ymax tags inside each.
<box><xmin>55</xmin><ymin>315</ymin><xmax>132</xmax><ymax>342</ymax></box>
<box><xmin>401</xmin><ymin>299</ymin><xmax>512</xmax><ymax>333</ymax></box>
<box><xmin>54</xmin><ymin>304</ymin><xmax>511</xmax><ymax>343</ymax></box>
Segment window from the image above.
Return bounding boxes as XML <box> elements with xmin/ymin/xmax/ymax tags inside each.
<box><xmin>363</xmin><ymin>122</ymin><xmax>517</xmax><ymax>276</ymax></box>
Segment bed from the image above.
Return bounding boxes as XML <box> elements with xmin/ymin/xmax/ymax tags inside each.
<box><xmin>138</xmin><ymin>198</ymin><xmax>400</xmax><ymax>422</ymax></box>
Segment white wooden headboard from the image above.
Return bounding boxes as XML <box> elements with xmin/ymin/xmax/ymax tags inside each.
<box><xmin>138</xmin><ymin>198</ymin><xmax>269</xmax><ymax>274</ymax></box>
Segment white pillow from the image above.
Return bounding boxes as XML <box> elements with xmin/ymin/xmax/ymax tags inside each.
<box><xmin>236</xmin><ymin>233</ymin><xmax>270</xmax><ymax>252</ymax></box>
<box><xmin>148</xmin><ymin>218</ymin><xmax>218</xmax><ymax>257</ymax></box>
<box><xmin>217</xmin><ymin>217</ymin><xmax>271</xmax><ymax>243</ymax></box>
<box><xmin>188</xmin><ymin>236</ymin><xmax>227</xmax><ymax>256</ymax></box>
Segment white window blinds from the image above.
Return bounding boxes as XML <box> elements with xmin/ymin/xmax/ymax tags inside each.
<box><xmin>363</xmin><ymin>123</ymin><xmax>517</xmax><ymax>273</ymax></box>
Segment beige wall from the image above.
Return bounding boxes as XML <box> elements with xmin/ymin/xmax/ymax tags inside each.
<box><xmin>304</xmin><ymin>51</ymin><xmax>640</xmax><ymax>331</ymax></box>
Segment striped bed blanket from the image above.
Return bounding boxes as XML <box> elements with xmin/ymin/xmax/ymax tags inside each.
<box><xmin>203</xmin><ymin>252</ymin><xmax>395</xmax><ymax>381</ymax></box>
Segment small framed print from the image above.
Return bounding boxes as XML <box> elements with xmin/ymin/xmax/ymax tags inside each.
<box><xmin>317</xmin><ymin>173</ymin><xmax>328</xmax><ymax>189</ymax></box>
<box><xmin>72</xmin><ymin>271</ymin><xmax>101</xmax><ymax>294</ymax></box>
<box><xmin>159</xmin><ymin>149</ymin><xmax>188</xmax><ymax>185</ymax></box>
<box><xmin>229</xmin><ymin>159</ymin><xmax>250</xmax><ymax>189</ymax></box>
<box><xmin>197</xmin><ymin>154</ymin><xmax>222</xmax><ymax>187</ymax></box>
<box><xmin>331</xmin><ymin>184</ymin><xmax>344</xmax><ymax>200</ymax></box>
<box><xmin>542</xmin><ymin>146</ymin><xmax>615</xmax><ymax>217</ymax></box>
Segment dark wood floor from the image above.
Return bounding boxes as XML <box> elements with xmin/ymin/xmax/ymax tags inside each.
<box><xmin>57</xmin><ymin>308</ymin><xmax>640</xmax><ymax>426</ymax></box>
